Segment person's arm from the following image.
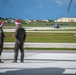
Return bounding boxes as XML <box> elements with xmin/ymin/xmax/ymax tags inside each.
<box><xmin>14</xmin><ymin>29</ymin><xmax>18</xmax><ymax>38</ymax></box>
<box><xmin>2</xmin><ymin>30</ymin><xmax>5</xmax><ymax>38</ymax></box>
<box><xmin>24</xmin><ymin>30</ymin><xmax>26</xmax><ymax>41</ymax></box>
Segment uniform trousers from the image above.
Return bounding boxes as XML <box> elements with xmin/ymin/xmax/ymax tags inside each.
<box><xmin>14</xmin><ymin>40</ymin><xmax>24</xmax><ymax>62</ymax></box>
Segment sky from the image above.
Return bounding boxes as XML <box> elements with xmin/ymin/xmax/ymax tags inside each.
<box><xmin>0</xmin><ymin>0</ymin><xmax>76</xmax><ymax>20</ymax></box>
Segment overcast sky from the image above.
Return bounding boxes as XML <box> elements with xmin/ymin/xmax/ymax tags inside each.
<box><xmin>0</xmin><ymin>0</ymin><xmax>76</xmax><ymax>20</ymax></box>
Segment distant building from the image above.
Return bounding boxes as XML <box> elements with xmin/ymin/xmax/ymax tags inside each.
<box><xmin>24</xmin><ymin>19</ymin><xmax>31</xmax><ymax>22</ymax></box>
<box><xmin>5</xmin><ymin>18</ymin><xmax>15</xmax><ymax>23</ymax></box>
<box><xmin>33</xmin><ymin>20</ymin><xmax>37</xmax><ymax>22</ymax></box>
<box><xmin>43</xmin><ymin>19</ymin><xmax>49</xmax><ymax>22</ymax></box>
<box><xmin>55</xmin><ymin>18</ymin><xmax>76</xmax><ymax>22</ymax></box>
<box><xmin>24</xmin><ymin>19</ymin><xmax>32</xmax><ymax>24</ymax></box>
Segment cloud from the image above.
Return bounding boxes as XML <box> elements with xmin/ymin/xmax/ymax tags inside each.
<box><xmin>35</xmin><ymin>0</ymin><xmax>43</xmax><ymax>7</ymax></box>
<box><xmin>34</xmin><ymin>0</ymin><xmax>46</xmax><ymax>9</ymax></box>
<box><xmin>34</xmin><ymin>0</ymin><xmax>52</xmax><ymax>9</ymax></box>
<box><xmin>54</xmin><ymin>0</ymin><xmax>69</xmax><ymax>6</ymax></box>
<box><xmin>54</xmin><ymin>0</ymin><xmax>63</xmax><ymax>6</ymax></box>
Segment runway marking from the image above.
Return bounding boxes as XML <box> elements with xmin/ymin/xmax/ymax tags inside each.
<box><xmin>63</xmin><ymin>69</ymin><xmax>76</xmax><ymax>74</ymax></box>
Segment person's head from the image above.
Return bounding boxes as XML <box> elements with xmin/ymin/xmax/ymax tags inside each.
<box><xmin>15</xmin><ymin>20</ymin><xmax>22</xmax><ymax>29</ymax></box>
<box><xmin>0</xmin><ymin>21</ymin><xmax>4</xmax><ymax>29</ymax></box>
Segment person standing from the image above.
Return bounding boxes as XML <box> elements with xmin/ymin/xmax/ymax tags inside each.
<box><xmin>12</xmin><ymin>20</ymin><xmax>26</xmax><ymax>63</ymax></box>
<box><xmin>0</xmin><ymin>21</ymin><xmax>5</xmax><ymax>63</ymax></box>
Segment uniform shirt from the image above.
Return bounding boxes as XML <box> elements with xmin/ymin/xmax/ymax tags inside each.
<box><xmin>14</xmin><ymin>27</ymin><xmax>26</xmax><ymax>41</ymax></box>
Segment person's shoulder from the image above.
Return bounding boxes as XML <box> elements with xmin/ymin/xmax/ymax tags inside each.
<box><xmin>21</xmin><ymin>28</ymin><xmax>26</xmax><ymax>32</ymax></box>
<box><xmin>22</xmin><ymin>28</ymin><xmax>25</xmax><ymax>30</ymax></box>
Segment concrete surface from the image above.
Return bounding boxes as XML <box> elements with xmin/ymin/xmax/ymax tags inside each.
<box><xmin>4</xmin><ymin>42</ymin><xmax>76</xmax><ymax>48</ymax></box>
<box><xmin>0</xmin><ymin>50</ymin><xmax>76</xmax><ymax>75</ymax></box>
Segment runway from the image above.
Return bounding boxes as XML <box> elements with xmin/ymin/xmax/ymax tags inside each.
<box><xmin>3</xmin><ymin>27</ymin><xmax>76</xmax><ymax>32</ymax></box>
<box><xmin>1</xmin><ymin>27</ymin><xmax>76</xmax><ymax>75</ymax></box>
<box><xmin>4</xmin><ymin>42</ymin><xmax>76</xmax><ymax>48</ymax></box>
<box><xmin>0</xmin><ymin>50</ymin><xmax>76</xmax><ymax>75</ymax></box>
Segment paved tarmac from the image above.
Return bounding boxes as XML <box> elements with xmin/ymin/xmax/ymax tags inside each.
<box><xmin>3</xmin><ymin>27</ymin><xmax>76</xmax><ymax>32</ymax></box>
<box><xmin>4</xmin><ymin>42</ymin><xmax>76</xmax><ymax>48</ymax></box>
<box><xmin>0</xmin><ymin>50</ymin><xmax>76</xmax><ymax>75</ymax></box>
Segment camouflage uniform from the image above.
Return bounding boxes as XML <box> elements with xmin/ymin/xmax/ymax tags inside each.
<box><xmin>13</xmin><ymin>26</ymin><xmax>26</xmax><ymax>62</ymax></box>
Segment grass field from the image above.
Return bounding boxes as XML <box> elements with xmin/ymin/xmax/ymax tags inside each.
<box><xmin>3</xmin><ymin>21</ymin><xmax>76</xmax><ymax>43</ymax></box>
<box><xmin>4</xmin><ymin>31</ymin><xmax>76</xmax><ymax>43</ymax></box>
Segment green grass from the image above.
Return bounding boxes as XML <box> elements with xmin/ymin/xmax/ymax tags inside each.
<box><xmin>4</xmin><ymin>32</ymin><xmax>76</xmax><ymax>43</ymax></box>
<box><xmin>3</xmin><ymin>48</ymin><xmax>76</xmax><ymax>50</ymax></box>
<box><xmin>25</xmin><ymin>48</ymin><xmax>76</xmax><ymax>50</ymax></box>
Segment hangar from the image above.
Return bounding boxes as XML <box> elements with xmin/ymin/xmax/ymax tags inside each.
<box><xmin>55</xmin><ymin>18</ymin><xmax>76</xmax><ymax>22</ymax></box>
